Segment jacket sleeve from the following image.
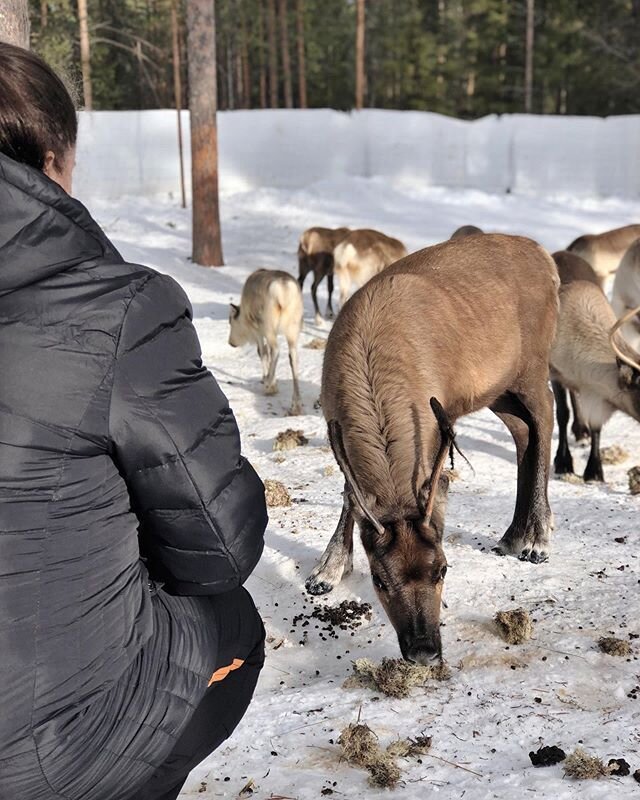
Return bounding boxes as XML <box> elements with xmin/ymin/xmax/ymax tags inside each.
<box><xmin>108</xmin><ymin>272</ymin><xmax>267</xmax><ymax>595</ymax></box>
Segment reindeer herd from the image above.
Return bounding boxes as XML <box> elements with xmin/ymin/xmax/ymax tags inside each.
<box><xmin>228</xmin><ymin>222</ymin><xmax>640</xmax><ymax>664</ymax></box>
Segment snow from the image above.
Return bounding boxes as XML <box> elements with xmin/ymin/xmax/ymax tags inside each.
<box><xmin>75</xmin><ymin>109</ymin><xmax>640</xmax><ymax>203</ymax></box>
<box><xmin>88</xmin><ymin>179</ymin><xmax>640</xmax><ymax>799</ymax></box>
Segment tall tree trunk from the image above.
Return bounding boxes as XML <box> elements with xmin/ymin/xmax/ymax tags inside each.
<box><xmin>0</xmin><ymin>0</ymin><xmax>30</xmax><ymax>47</ymax></box>
<box><xmin>171</xmin><ymin>0</ymin><xmax>186</xmax><ymax>208</ymax></box>
<box><xmin>258</xmin><ymin>0</ymin><xmax>267</xmax><ymax>108</ymax></box>
<box><xmin>355</xmin><ymin>0</ymin><xmax>365</xmax><ymax>109</ymax></box>
<box><xmin>77</xmin><ymin>0</ymin><xmax>93</xmax><ymax>110</ymax></box>
<box><xmin>41</xmin><ymin>0</ymin><xmax>48</xmax><ymax>28</ymax></box>
<box><xmin>239</xmin><ymin>1</ymin><xmax>251</xmax><ymax>108</ymax></box>
<box><xmin>266</xmin><ymin>0</ymin><xmax>278</xmax><ymax>107</ymax></box>
<box><xmin>524</xmin><ymin>0</ymin><xmax>534</xmax><ymax>113</ymax></box>
<box><xmin>295</xmin><ymin>0</ymin><xmax>307</xmax><ymax>108</ymax></box>
<box><xmin>187</xmin><ymin>0</ymin><xmax>224</xmax><ymax>266</ymax></box>
<box><xmin>278</xmin><ymin>0</ymin><xmax>293</xmax><ymax>108</ymax></box>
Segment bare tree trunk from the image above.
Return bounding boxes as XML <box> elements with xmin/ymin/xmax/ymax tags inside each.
<box><xmin>41</xmin><ymin>0</ymin><xmax>48</xmax><ymax>28</ymax></box>
<box><xmin>524</xmin><ymin>0</ymin><xmax>534</xmax><ymax>113</ymax></box>
<box><xmin>0</xmin><ymin>0</ymin><xmax>30</xmax><ymax>47</ymax></box>
<box><xmin>355</xmin><ymin>0</ymin><xmax>365</xmax><ymax>109</ymax></box>
<box><xmin>266</xmin><ymin>0</ymin><xmax>278</xmax><ymax>107</ymax></box>
<box><xmin>296</xmin><ymin>0</ymin><xmax>307</xmax><ymax>108</ymax></box>
<box><xmin>258</xmin><ymin>0</ymin><xmax>267</xmax><ymax>108</ymax></box>
<box><xmin>239</xmin><ymin>1</ymin><xmax>251</xmax><ymax>108</ymax></box>
<box><xmin>77</xmin><ymin>0</ymin><xmax>93</xmax><ymax>110</ymax></box>
<box><xmin>278</xmin><ymin>0</ymin><xmax>293</xmax><ymax>108</ymax></box>
<box><xmin>187</xmin><ymin>0</ymin><xmax>224</xmax><ymax>266</ymax></box>
<box><xmin>171</xmin><ymin>0</ymin><xmax>186</xmax><ymax>209</ymax></box>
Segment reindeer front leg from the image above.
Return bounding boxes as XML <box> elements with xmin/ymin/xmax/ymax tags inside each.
<box><xmin>305</xmin><ymin>485</ymin><xmax>354</xmax><ymax>595</ymax></box>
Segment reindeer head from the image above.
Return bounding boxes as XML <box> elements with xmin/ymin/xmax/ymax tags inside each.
<box><xmin>329</xmin><ymin>398</ymin><xmax>456</xmax><ymax>665</ymax></box>
<box><xmin>228</xmin><ymin>303</ymin><xmax>249</xmax><ymax>348</ymax></box>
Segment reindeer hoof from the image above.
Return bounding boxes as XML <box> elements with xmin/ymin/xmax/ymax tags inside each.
<box><xmin>305</xmin><ymin>576</ymin><xmax>334</xmax><ymax>596</ymax></box>
<box><xmin>287</xmin><ymin>404</ymin><xmax>303</xmax><ymax>417</ymax></box>
<box><xmin>527</xmin><ymin>549</ymin><xmax>549</xmax><ymax>564</ymax></box>
<box><xmin>264</xmin><ymin>384</ymin><xmax>278</xmax><ymax>397</ymax></box>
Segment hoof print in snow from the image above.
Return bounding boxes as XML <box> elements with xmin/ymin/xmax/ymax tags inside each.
<box><xmin>273</xmin><ymin>428</ymin><xmax>309</xmax><ymax>451</ymax></box>
<box><xmin>598</xmin><ymin>636</ymin><xmax>632</xmax><ymax>656</ymax></box>
<box><xmin>529</xmin><ymin>745</ymin><xmax>566</xmax><ymax>767</ymax></box>
<box><xmin>264</xmin><ymin>479</ymin><xmax>292</xmax><ymax>507</ymax></box>
<box><xmin>494</xmin><ymin>608</ymin><xmax>533</xmax><ymax>645</ymax></box>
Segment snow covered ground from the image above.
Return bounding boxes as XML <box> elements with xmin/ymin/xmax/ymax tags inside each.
<box><xmin>90</xmin><ymin>180</ymin><xmax>640</xmax><ymax>799</ymax></box>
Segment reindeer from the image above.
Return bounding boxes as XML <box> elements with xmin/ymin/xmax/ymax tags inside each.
<box><xmin>306</xmin><ymin>234</ymin><xmax>559</xmax><ymax>664</ymax></box>
<box><xmin>333</xmin><ymin>228</ymin><xmax>408</xmax><ymax>308</ymax></box>
<box><xmin>229</xmin><ymin>269</ymin><xmax>303</xmax><ymax>415</ymax></box>
<box><xmin>298</xmin><ymin>227</ymin><xmax>350</xmax><ymax>324</ymax></box>
<box><xmin>450</xmin><ymin>224</ymin><xmax>484</xmax><ymax>239</ymax></box>
<box><xmin>612</xmin><ymin>238</ymin><xmax>640</xmax><ymax>350</ymax></box>
<box><xmin>551</xmin><ymin>250</ymin><xmax>603</xmax><ymax>446</ymax></box>
<box><xmin>550</xmin><ymin>280</ymin><xmax>640</xmax><ymax>483</ymax></box>
<box><xmin>567</xmin><ymin>224</ymin><xmax>640</xmax><ymax>282</ymax></box>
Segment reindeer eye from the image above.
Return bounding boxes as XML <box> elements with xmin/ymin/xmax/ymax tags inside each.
<box><xmin>372</xmin><ymin>574</ymin><xmax>387</xmax><ymax>592</ymax></box>
<box><xmin>439</xmin><ymin>565</ymin><xmax>448</xmax><ymax>581</ymax></box>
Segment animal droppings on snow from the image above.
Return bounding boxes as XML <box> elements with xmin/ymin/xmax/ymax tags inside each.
<box><xmin>598</xmin><ymin>636</ymin><xmax>632</xmax><ymax>656</ymax></box>
<box><xmin>627</xmin><ymin>465</ymin><xmax>640</xmax><ymax>494</ymax></box>
<box><xmin>338</xmin><ymin>724</ymin><xmax>401</xmax><ymax>789</ymax></box>
<box><xmin>494</xmin><ymin>608</ymin><xmax>533</xmax><ymax>644</ymax></box>
<box><xmin>292</xmin><ymin>599</ymin><xmax>372</xmax><ymax>642</ymax></box>
<box><xmin>608</xmin><ymin>758</ymin><xmax>631</xmax><ymax>776</ymax></box>
<box><xmin>264</xmin><ymin>479</ymin><xmax>292</xmax><ymax>507</ymax></box>
<box><xmin>529</xmin><ymin>745</ymin><xmax>566</xmax><ymax>767</ymax></box>
<box><xmin>600</xmin><ymin>445</ymin><xmax>629</xmax><ymax>464</ymax></box>
<box><xmin>304</xmin><ymin>337</ymin><xmax>327</xmax><ymax>350</ymax></box>
<box><xmin>343</xmin><ymin>657</ymin><xmax>450</xmax><ymax>698</ymax></box>
<box><xmin>273</xmin><ymin>429</ymin><xmax>309</xmax><ymax>451</ymax></box>
<box><xmin>563</xmin><ymin>748</ymin><xmax>613</xmax><ymax>779</ymax></box>
<box><xmin>386</xmin><ymin>736</ymin><xmax>432</xmax><ymax>758</ymax></box>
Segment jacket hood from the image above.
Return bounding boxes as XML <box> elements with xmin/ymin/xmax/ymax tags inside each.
<box><xmin>0</xmin><ymin>152</ymin><xmax>123</xmax><ymax>295</ymax></box>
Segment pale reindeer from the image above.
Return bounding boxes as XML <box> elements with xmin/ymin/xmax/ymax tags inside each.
<box><xmin>229</xmin><ymin>269</ymin><xmax>303</xmax><ymax>415</ymax></box>
<box><xmin>611</xmin><ymin>238</ymin><xmax>640</xmax><ymax>350</ymax></box>
<box><xmin>298</xmin><ymin>226</ymin><xmax>350</xmax><ymax>324</ymax></box>
<box><xmin>550</xmin><ymin>280</ymin><xmax>640</xmax><ymax>483</ymax></box>
<box><xmin>567</xmin><ymin>224</ymin><xmax>640</xmax><ymax>282</ymax></box>
<box><xmin>551</xmin><ymin>250</ymin><xmax>603</xmax><ymax>446</ymax></box>
<box><xmin>306</xmin><ymin>234</ymin><xmax>559</xmax><ymax>665</ymax></box>
<box><xmin>333</xmin><ymin>228</ymin><xmax>408</xmax><ymax>308</ymax></box>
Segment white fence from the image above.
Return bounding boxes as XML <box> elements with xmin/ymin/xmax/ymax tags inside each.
<box><xmin>74</xmin><ymin>108</ymin><xmax>640</xmax><ymax>201</ymax></box>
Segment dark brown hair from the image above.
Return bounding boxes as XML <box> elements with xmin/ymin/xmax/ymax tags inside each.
<box><xmin>0</xmin><ymin>43</ymin><xmax>77</xmax><ymax>171</ymax></box>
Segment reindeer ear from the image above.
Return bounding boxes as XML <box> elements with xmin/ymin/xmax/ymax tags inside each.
<box><xmin>617</xmin><ymin>358</ymin><xmax>640</xmax><ymax>389</ymax></box>
<box><xmin>229</xmin><ymin>303</ymin><xmax>240</xmax><ymax>319</ymax></box>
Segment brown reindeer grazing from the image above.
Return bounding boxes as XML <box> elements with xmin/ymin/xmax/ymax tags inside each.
<box><xmin>333</xmin><ymin>228</ymin><xmax>408</xmax><ymax>308</ymax></box>
<box><xmin>551</xmin><ymin>250</ymin><xmax>603</xmax><ymax>447</ymax></box>
<box><xmin>612</xmin><ymin>238</ymin><xmax>640</xmax><ymax>351</ymax></box>
<box><xmin>450</xmin><ymin>224</ymin><xmax>484</xmax><ymax>239</ymax></box>
<box><xmin>298</xmin><ymin>227</ymin><xmax>350</xmax><ymax>323</ymax></box>
<box><xmin>306</xmin><ymin>234</ymin><xmax>559</xmax><ymax>664</ymax></box>
<box><xmin>550</xmin><ymin>278</ymin><xmax>640</xmax><ymax>482</ymax></box>
<box><xmin>567</xmin><ymin>224</ymin><xmax>640</xmax><ymax>282</ymax></box>
<box><xmin>229</xmin><ymin>269</ymin><xmax>303</xmax><ymax>415</ymax></box>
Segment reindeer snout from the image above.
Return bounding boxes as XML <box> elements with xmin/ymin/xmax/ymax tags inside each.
<box><xmin>401</xmin><ymin>635</ymin><xmax>442</xmax><ymax>665</ymax></box>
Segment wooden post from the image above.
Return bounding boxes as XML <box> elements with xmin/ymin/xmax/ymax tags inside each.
<box><xmin>296</xmin><ymin>0</ymin><xmax>307</xmax><ymax>108</ymax></box>
<box><xmin>355</xmin><ymin>0</ymin><xmax>365</xmax><ymax>110</ymax></box>
<box><xmin>524</xmin><ymin>0</ymin><xmax>534</xmax><ymax>113</ymax></box>
<box><xmin>187</xmin><ymin>0</ymin><xmax>224</xmax><ymax>266</ymax></box>
<box><xmin>77</xmin><ymin>0</ymin><xmax>93</xmax><ymax>110</ymax></box>
<box><xmin>0</xmin><ymin>0</ymin><xmax>30</xmax><ymax>47</ymax></box>
<box><xmin>171</xmin><ymin>0</ymin><xmax>186</xmax><ymax>209</ymax></box>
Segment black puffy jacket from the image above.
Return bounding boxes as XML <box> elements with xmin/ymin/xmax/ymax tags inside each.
<box><xmin>0</xmin><ymin>152</ymin><xmax>266</xmax><ymax>795</ymax></box>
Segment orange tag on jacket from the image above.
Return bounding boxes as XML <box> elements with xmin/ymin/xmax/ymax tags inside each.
<box><xmin>208</xmin><ymin>658</ymin><xmax>245</xmax><ymax>686</ymax></box>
